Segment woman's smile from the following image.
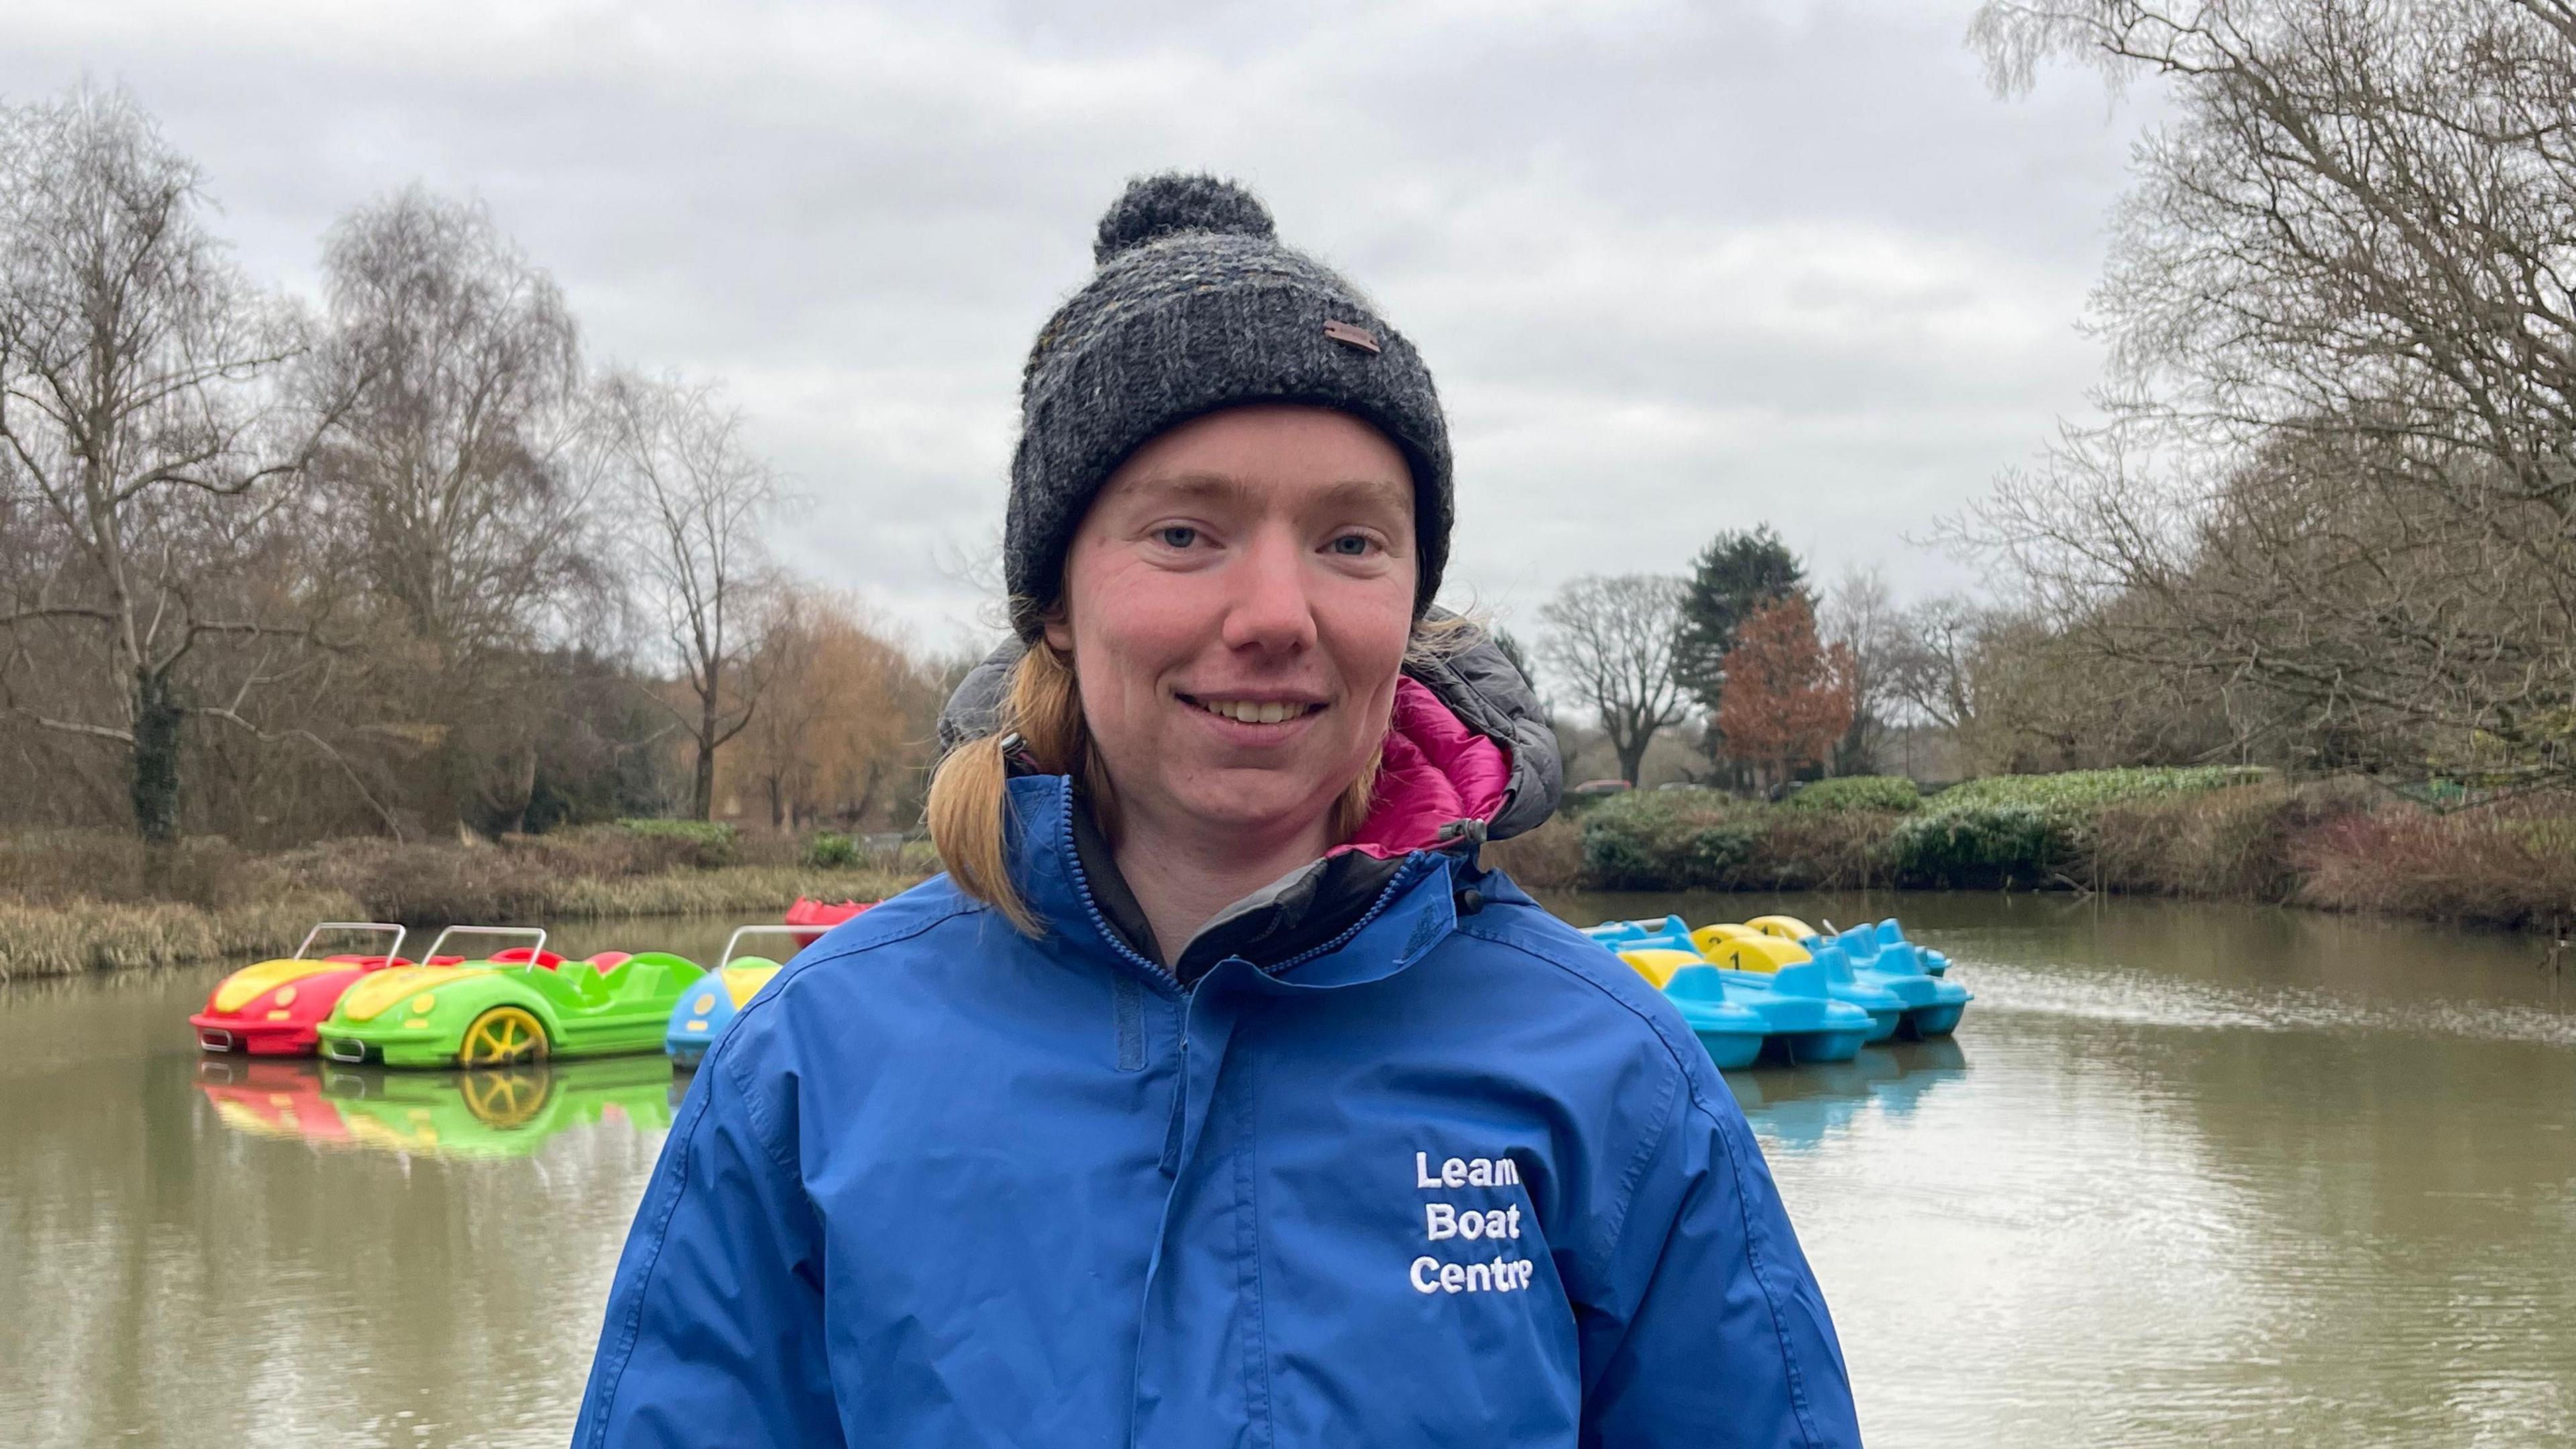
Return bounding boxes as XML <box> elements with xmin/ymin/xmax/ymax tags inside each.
<box><xmin>1175</xmin><ymin>690</ymin><xmax>1328</xmax><ymax>732</ymax></box>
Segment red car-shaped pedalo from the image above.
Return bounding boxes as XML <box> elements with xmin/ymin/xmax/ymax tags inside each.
<box><xmin>786</xmin><ymin>897</ymin><xmax>875</xmax><ymax>947</ymax></box>
<box><xmin>190</xmin><ymin>922</ymin><xmax>567</xmax><ymax>1057</ymax></box>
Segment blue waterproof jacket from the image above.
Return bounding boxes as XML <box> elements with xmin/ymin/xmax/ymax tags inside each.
<box><xmin>574</xmin><ymin>643</ymin><xmax>1860</xmax><ymax>1448</ymax></box>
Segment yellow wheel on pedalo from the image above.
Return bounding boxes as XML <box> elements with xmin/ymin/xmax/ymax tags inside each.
<box><xmin>460</xmin><ymin>1067</ymin><xmax>553</xmax><ymax>1126</ymax></box>
<box><xmin>459</xmin><ymin>1006</ymin><xmax>549</xmax><ymax>1067</ymax></box>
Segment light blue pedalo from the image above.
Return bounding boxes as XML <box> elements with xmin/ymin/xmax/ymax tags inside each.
<box><xmin>1581</xmin><ymin>918</ymin><xmax>1877</xmax><ymax>1066</ymax></box>
<box><xmin>1878</xmin><ymin>918</ymin><xmax>1953</xmax><ymax>977</ymax></box>
<box><xmin>1668</xmin><ymin>958</ymin><xmax>1875</xmax><ymax>1065</ymax></box>
<box><xmin>1806</xmin><ymin>921</ymin><xmax>1972</xmax><ymax>1038</ymax></box>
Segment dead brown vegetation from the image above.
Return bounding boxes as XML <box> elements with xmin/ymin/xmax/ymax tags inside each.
<box><xmin>2291</xmin><ymin>792</ymin><xmax>2576</xmax><ymax>932</ymax></box>
<box><xmin>0</xmin><ymin>826</ymin><xmax>931</xmax><ymax>980</ymax></box>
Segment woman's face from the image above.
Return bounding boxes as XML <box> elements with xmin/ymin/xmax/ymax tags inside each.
<box><xmin>1046</xmin><ymin>404</ymin><xmax>1415</xmax><ymax>850</ymax></box>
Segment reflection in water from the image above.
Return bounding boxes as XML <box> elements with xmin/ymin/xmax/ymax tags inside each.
<box><xmin>1724</xmin><ymin>1036</ymin><xmax>1968</xmax><ymax>1152</ymax></box>
<box><xmin>195</xmin><ymin>1057</ymin><xmax>354</xmax><ymax>1147</ymax></box>
<box><xmin>1</xmin><ymin>969</ymin><xmax>675</xmax><ymax>1449</ymax></box>
<box><xmin>195</xmin><ymin>1057</ymin><xmax>680</xmax><ymax>1161</ymax></box>
<box><xmin>5</xmin><ymin>894</ymin><xmax>2574</xmax><ymax>1448</ymax></box>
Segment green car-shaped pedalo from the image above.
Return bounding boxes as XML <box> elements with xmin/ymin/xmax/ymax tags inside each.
<box><xmin>319</xmin><ymin>926</ymin><xmax>704</xmax><ymax>1069</ymax></box>
<box><xmin>325</xmin><ymin>1057</ymin><xmax>681</xmax><ymax>1159</ymax></box>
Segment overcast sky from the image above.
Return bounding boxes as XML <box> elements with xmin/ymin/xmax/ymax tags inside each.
<box><xmin>7</xmin><ymin>0</ymin><xmax>2153</xmax><ymax>655</ymax></box>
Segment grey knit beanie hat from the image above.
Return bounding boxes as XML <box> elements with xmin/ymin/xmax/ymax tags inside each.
<box><xmin>1004</xmin><ymin>172</ymin><xmax>1453</xmax><ymax>640</ymax></box>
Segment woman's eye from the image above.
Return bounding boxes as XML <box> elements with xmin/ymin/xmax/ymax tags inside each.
<box><xmin>1328</xmin><ymin>534</ymin><xmax>1374</xmax><ymax>557</ymax></box>
<box><xmin>1157</xmin><ymin>526</ymin><xmax>1198</xmax><ymax>549</ymax></box>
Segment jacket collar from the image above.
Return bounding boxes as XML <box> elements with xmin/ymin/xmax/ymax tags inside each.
<box><xmin>1002</xmin><ymin>769</ymin><xmax>1471</xmax><ymax>990</ymax></box>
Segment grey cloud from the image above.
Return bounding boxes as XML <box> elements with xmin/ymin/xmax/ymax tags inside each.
<box><xmin>5</xmin><ymin>0</ymin><xmax>2153</xmax><ymax>647</ymax></box>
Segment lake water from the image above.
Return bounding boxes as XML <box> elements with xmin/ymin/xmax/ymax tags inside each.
<box><xmin>3</xmin><ymin>896</ymin><xmax>2572</xmax><ymax>1446</ymax></box>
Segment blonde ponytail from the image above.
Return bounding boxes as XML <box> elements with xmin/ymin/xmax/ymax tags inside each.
<box><xmin>926</xmin><ymin>644</ymin><xmax>1097</xmax><ymax>936</ymax></box>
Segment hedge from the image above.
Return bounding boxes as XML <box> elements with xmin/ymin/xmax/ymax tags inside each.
<box><xmin>1784</xmin><ymin>775</ymin><xmax>1921</xmax><ymax>814</ymax></box>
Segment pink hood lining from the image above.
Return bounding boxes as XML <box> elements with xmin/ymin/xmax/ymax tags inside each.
<box><xmin>1335</xmin><ymin>676</ymin><xmax>1512</xmax><ymax>860</ymax></box>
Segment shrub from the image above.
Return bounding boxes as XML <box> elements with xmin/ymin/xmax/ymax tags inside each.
<box><xmin>892</xmin><ymin>837</ymin><xmax>943</xmax><ymax>875</ymax></box>
<box><xmin>2505</xmin><ymin>816</ymin><xmax>2576</xmax><ymax>860</ymax></box>
<box><xmin>1568</xmin><ymin>788</ymin><xmax>1913</xmax><ymax>890</ymax></box>
<box><xmin>1884</xmin><ymin>803</ymin><xmax>2064</xmax><ymax>887</ymax></box>
<box><xmin>0</xmin><ymin>818</ymin><xmax>945</xmax><ymax>975</ymax></box>
<box><xmin>801</xmin><ymin>832</ymin><xmax>861</xmax><ymax>869</ymax></box>
<box><xmin>277</xmin><ymin>837</ymin><xmax>930</xmax><ymax>925</ymax></box>
<box><xmin>1682</xmin><ymin>820</ymin><xmax>1760</xmax><ymax>880</ymax></box>
<box><xmin>1576</xmin><ymin>790</ymin><xmax>1765</xmax><ymax>889</ymax></box>
<box><xmin>286</xmin><ymin>839</ymin><xmax>561</xmax><ymax>923</ymax></box>
<box><xmin>613</xmin><ymin>817</ymin><xmax>739</xmax><ymax>869</ymax></box>
<box><xmin>497</xmin><ymin>824</ymin><xmax>659</xmax><ymax>878</ymax></box>
<box><xmin>734</xmin><ymin>831</ymin><xmax>804</xmax><ymax>867</ymax></box>
<box><xmin>2084</xmin><ymin>779</ymin><xmax>2367</xmax><ymax>901</ymax></box>
<box><xmin>1881</xmin><ymin>767</ymin><xmax>2269</xmax><ymax>890</ymax></box>
<box><xmin>1741</xmin><ymin>809</ymin><xmax>1897</xmax><ymax>890</ymax></box>
<box><xmin>0</xmin><ymin>830</ymin><xmax>270</xmax><ymax>908</ymax></box>
<box><xmin>1578</xmin><ymin>816</ymin><xmax>1666</xmax><ymax>888</ymax></box>
<box><xmin>1933</xmin><ymin>766</ymin><xmax>2268</xmax><ymax>818</ymax></box>
<box><xmin>537</xmin><ymin>864</ymin><xmax>923</xmax><ymax>919</ymax></box>
<box><xmin>2292</xmin><ymin>795</ymin><xmax>2576</xmax><ymax>930</ymax></box>
<box><xmin>1784</xmin><ymin>775</ymin><xmax>1920</xmax><ymax>814</ymax></box>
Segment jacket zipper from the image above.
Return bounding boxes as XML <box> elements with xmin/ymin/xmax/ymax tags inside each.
<box><xmin>1264</xmin><ymin>853</ymin><xmax>1439</xmax><ymax>977</ymax></box>
<box><xmin>1047</xmin><ymin>786</ymin><xmax>1193</xmax><ymax>1177</ymax></box>
<box><xmin>1051</xmin><ymin>782</ymin><xmax>1184</xmax><ymax>994</ymax></box>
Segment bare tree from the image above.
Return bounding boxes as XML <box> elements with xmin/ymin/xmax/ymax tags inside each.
<box><xmin>1819</xmin><ymin>566</ymin><xmax>1908</xmax><ymax>775</ymax></box>
<box><xmin>595</xmin><ymin>370</ymin><xmax>781</xmax><ymax>820</ymax></box>
<box><xmin>305</xmin><ymin>186</ymin><xmax>608</xmax><ymax>833</ymax></box>
<box><xmin>1537</xmin><ymin>574</ymin><xmax>1693</xmax><ymax>786</ymax></box>
<box><xmin>311</xmin><ymin>187</ymin><xmax>596</xmax><ymax>664</ymax></box>
<box><xmin>0</xmin><ymin>85</ymin><xmax>343</xmax><ymax>838</ymax></box>
<box><xmin>1967</xmin><ymin>0</ymin><xmax>2576</xmax><ymax>786</ymax></box>
<box><xmin>1883</xmin><ymin>593</ymin><xmax>1994</xmax><ymax>735</ymax></box>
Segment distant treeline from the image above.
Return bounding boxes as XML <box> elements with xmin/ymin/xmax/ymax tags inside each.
<box><xmin>1532</xmin><ymin>0</ymin><xmax>2576</xmax><ymax>822</ymax></box>
<box><xmin>0</xmin><ymin>84</ymin><xmax>961</xmax><ymax>847</ymax></box>
<box><xmin>1487</xmin><ymin>769</ymin><xmax>2576</xmax><ymax>935</ymax></box>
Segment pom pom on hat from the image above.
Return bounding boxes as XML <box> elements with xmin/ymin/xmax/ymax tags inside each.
<box><xmin>1092</xmin><ymin>172</ymin><xmax>1276</xmax><ymax>264</ymax></box>
<box><xmin>1011</xmin><ymin>171</ymin><xmax>1453</xmax><ymax>641</ymax></box>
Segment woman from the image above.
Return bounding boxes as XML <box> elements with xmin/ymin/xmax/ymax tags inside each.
<box><xmin>574</xmin><ymin>174</ymin><xmax>1860</xmax><ymax>1448</ymax></box>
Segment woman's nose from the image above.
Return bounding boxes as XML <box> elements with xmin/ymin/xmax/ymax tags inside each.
<box><xmin>1218</xmin><ymin>531</ymin><xmax>1319</xmax><ymax>653</ymax></box>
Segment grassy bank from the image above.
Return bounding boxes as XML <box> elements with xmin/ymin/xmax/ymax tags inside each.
<box><xmin>15</xmin><ymin>774</ymin><xmax>2571</xmax><ymax>980</ymax></box>
<box><xmin>1483</xmin><ymin>769</ymin><xmax>2576</xmax><ymax>935</ymax></box>
<box><xmin>0</xmin><ymin>823</ymin><xmax>935</xmax><ymax>981</ymax></box>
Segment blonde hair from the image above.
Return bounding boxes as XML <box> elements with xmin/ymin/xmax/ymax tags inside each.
<box><xmin>926</xmin><ymin>616</ymin><xmax>1479</xmax><ymax>936</ymax></box>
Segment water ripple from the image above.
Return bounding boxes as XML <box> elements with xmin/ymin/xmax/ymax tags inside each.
<box><xmin>1956</xmin><ymin>958</ymin><xmax>2576</xmax><ymax>1046</ymax></box>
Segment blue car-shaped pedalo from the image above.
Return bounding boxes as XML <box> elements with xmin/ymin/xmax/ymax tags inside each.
<box><xmin>665</xmin><ymin>925</ymin><xmax>813</xmax><ymax>1068</ymax></box>
<box><xmin>1582</xmin><ymin>914</ymin><xmax>1969</xmax><ymax>1069</ymax></box>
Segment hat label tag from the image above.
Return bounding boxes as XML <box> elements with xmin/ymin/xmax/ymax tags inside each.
<box><xmin>1323</xmin><ymin>320</ymin><xmax>1382</xmax><ymax>354</ymax></box>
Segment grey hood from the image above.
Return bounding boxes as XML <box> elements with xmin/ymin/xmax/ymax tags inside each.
<box><xmin>933</xmin><ymin>625</ymin><xmax>1562</xmax><ymax>841</ymax></box>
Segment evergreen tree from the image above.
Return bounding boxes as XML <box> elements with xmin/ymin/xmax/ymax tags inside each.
<box><xmin>1672</xmin><ymin>525</ymin><xmax>1807</xmax><ymax>713</ymax></box>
